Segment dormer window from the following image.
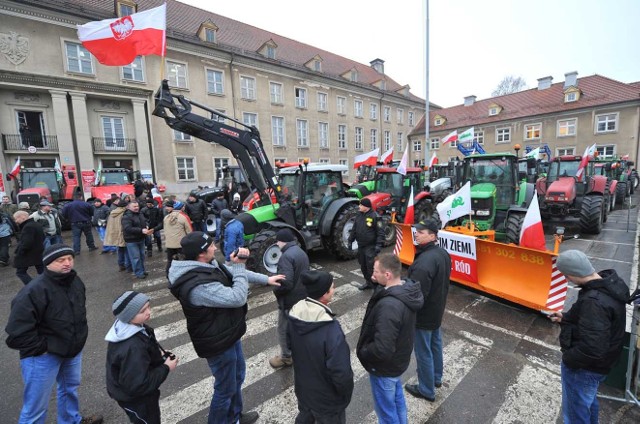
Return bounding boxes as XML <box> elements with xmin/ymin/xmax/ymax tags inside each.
<box><xmin>351</xmin><ymin>70</ymin><xmax>358</xmax><ymax>82</ymax></box>
<box><xmin>198</xmin><ymin>20</ymin><xmax>219</xmax><ymax>44</ymax></box>
<box><xmin>433</xmin><ymin>114</ymin><xmax>446</xmax><ymax>126</ymax></box>
<box><xmin>266</xmin><ymin>45</ymin><xmax>276</xmax><ymax>59</ymax></box>
<box><xmin>305</xmin><ymin>55</ymin><xmax>323</xmax><ymax>73</ymax></box>
<box><xmin>563</xmin><ymin>87</ymin><xmax>580</xmax><ymax>103</ymax></box>
<box><xmin>313</xmin><ymin>60</ymin><xmax>321</xmax><ymax>72</ymax></box>
<box><xmin>205</xmin><ymin>28</ymin><xmax>216</xmax><ymax>43</ymax></box>
<box><xmin>489</xmin><ymin>107</ymin><xmax>498</xmax><ymax>116</ymax></box>
<box><xmin>258</xmin><ymin>40</ymin><xmax>278</xmax><ymax>60</ymax></box>
<box><xmin>116</xmin><ymin>0</ymin><xmax>137</xmax><ymax>17</ymax></box>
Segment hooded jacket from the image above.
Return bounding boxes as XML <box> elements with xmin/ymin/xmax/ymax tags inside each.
<box><xmin>559</xmin><ymin>269</ymin><xmax>629</xmax><ymax>374</ymax></box>
<box><xmin>105</xmin><ymin>321</ymin><xmax>170</xmax><ymax>402</ymax></box>
<box><xmin>222</xmin><ymin>218</ymin><xmax>244</xmax><ymax>262</ymax></box>
<box><xmin>288</xmin><ymin>298</ymin><xmax>354</xmax><ymax>414</ymax></box>
<box><xmin>357</xmin><ymin>279</ymin><xmax>424</xmax><ymax>377</ymax></box>
<box><xmin>104</xmin><ymin>206</ymin><xmax>127</xmax><ymax>247</ymax></box>
<box><xmin>407</xmin><ymin>241</ymin><xmax>451</xmax><ymax>330</ymax></box>
<box><xmin>121</xmin><ymin>209</ymin><xmax>148</xmax><ymax>243</ymax></box>
<box><xmin>184</xmin><ymin>198</ymin><xmax>208</xmax><ymax>224</ymax></box>
<box><xmin>211</xmin><ymin>197</ymin><xmax>228</xmax><ymax>218</ymax></box>
<box><xmin>273</xmin><ymin>241</ymin><xmax>310</xmax><ymax>310</ymax></box>
<box><xmin>6</xmin><ymin>269</ymin><xmax>88</xmax><ymax>359</ymax></box>
<box><xmin>163</xmin><ymin>210</ymin><xmax>193</xmax><ymax>249</ymax></box>
<box><xmin>13</xmin><ymin>218</ymin><xmax>45</xmax><ymax>268</ymax></box>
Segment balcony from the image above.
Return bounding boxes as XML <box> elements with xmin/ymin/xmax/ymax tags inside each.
<box><xmin>92</xmin><ymin>137</ymin><xmax>137</xmax><ymax>154</ymax></box>
<box><xmin>2</xmin><ymin>134</ymin><xmax>59</xmax><ymax>152</ymax></box>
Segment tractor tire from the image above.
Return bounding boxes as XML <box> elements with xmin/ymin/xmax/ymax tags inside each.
<box><xmin>631</xmin><ymin>171</ymin><xmax>639</xmax><ymax>193</ymax></box>
<box><xmin>381</xmin><ymin>214</ymin><xmax>396</xmax><ymax>247</ymax></box>
<box><xmin>436</xmin><ymin>189</ymin><xmax>452</xmax><ymax>204</ymax></box>
<box><xmin>328</xmin><ymin>204</ymin><xmax>358</xmax><ymax>260</ymax></box>
<box><xmin>615</xmin><ymin>182</ymin><xmax>627</xmax><ymax>206</ymax></box>
<box><xmin>579</xmin><ymin>195</ymin><xmax>604</xmax><ymax>235</ymax></box>
<box><xmin>505</xmin><ymin>212</ymin><xmax>526</xmax><ymax>245</ymax></box>
<box><xmin>414</xmin><ymin>199</ymin><xmax>442</xmax><ymax>227</ymax></box>
<box><xmin>246</xmin><ymin>229</ymin><xmax>281</xmax><ymax>274</ymax></box>
<box><xmin>608</xmin><ymin>190</ymin><xmax>616</xmax><ymax>213</ymax></box>
<box><xmin>602</xmin><ymin>193</ymin><xmax>609</xmax><ymax>223</ymax></box>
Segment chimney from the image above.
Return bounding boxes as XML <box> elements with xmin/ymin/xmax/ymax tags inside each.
<box><xmin>564</xmin><ymin>71</ymin><xmax>578</xmax><ymax>88</ymax></box>
<box><xmin>537</xmin><ymin>76</ymin><xmax>553</xmax><ymax>90</ymax></box>
<box><xmin>464</xmin><ymin>95</ymin><xmax>476</xmax><ymax>106</ymax></box>
<box><xmin>370</xmin><ymin>58</ymin><xmax>385</xmax><ymax>74</ymax></box>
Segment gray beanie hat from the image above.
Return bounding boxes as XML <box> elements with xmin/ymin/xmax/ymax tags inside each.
<box><xmin>556</xmin><ymin>250</ymin><xmax>595</xmax><ymax>277</ymax></box>
<box><xmin>42</xmin><ymin>244</ymin><xmax>75</xmax><ymax>266</ymax></box>
<box><xmin>112</xmin><ymin>291</ymin><xmax>150</xmax><ymax>323</ymax></box>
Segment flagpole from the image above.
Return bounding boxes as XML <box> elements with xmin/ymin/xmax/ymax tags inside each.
<box><xmin>160</xmin><ymin>2</ymin><xmax>167</xmax><ymax>82</ymax></box>
<box><xmin>423</xmin><ymin>0</ymin><xmax>430</xmax><ymax>169</ymax></box>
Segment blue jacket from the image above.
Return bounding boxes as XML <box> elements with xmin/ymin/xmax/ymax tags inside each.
<box><xmin>0</xmin><ymin>212</ymin><xmax>13</xmax><ymax>237</ymax></box>
<box><xmin>223</xmin><ymin>219</ymin><xmax>244</xmax><ymax>261</ymax></box>
<box><xmin>61</xmin><ymin>199</ymin><xmax>94</xmax><ymax>223</ymax></box>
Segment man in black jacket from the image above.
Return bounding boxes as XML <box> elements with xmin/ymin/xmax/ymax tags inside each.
<box><xmin>61</xmin><ymin>193</ymin><xmax>97</xmax><ymax>255</ymax></box>
<box><xmin>185</xmin><ymin>191</ymin><xmax>208</xmax><ymax>233</ymax></box>
<box><xmin>549</xmin><ymin>250</ymin><xmax>628</xmax><ymax>423</ymax></box>
<box><xmin>288</xmin><ymin>270</ymin><xmax>353</xmax><ymax>423</ymax></box>
<box><xmin>211</xmin><ymin>192</ymin><xmax>228</xmax><ymax>243</ymax></box>
<box><xmin>142</xmin><ymin>198</ymin><xmax>163</xmax><ymax>257</ymax></box>
<box><xmin>269</xmin><ymin>229</ymin><xmax>309</xmax><ymax>369</ymax></box>
<box><xmin>348</xmin><ymin>198</ymin><xmax>385</xmax><ymax>290</ymax></box>
<box><xmin>5</xmin><ymin>244</ymin><xmax>102</xmax><ymax>423</ymax></box>
<box><xmin>12</xmin><ymin>210</ymin><xmax>45</xmax><ymax>284</ymax></box>
<box><xmin>405</xmin><ymin>219</ymin><xmax>451</xmax><ymax>402</ymax></box>
<box><xmin>122</xmin><ymin>201</ymin><xmax>151</xmax><ymax>279</ymax></box>
<box><xmin>357</xmin><ymin>253</ymin><xmax>423</xmax><ymax>423</ymax></box>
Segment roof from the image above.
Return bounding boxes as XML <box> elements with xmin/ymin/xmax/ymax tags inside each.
<box><xmin>55</xmin><ymin>0</ymin><xmax>425</xmax><ymax>103</ymax></box>
<box><xmin>409</xmin><ymin>74</ymin><xmax>640</xmax><ymax>137</ymax></box>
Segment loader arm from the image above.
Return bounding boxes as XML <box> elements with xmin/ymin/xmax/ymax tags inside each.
<box><xmin>153</xmin><ymin>80</ymin><xmax>281</xmax><ymax>206</ymax></box>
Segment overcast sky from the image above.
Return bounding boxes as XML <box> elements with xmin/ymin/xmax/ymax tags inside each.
<box><xmin>179</xmin><ymin>0</ymin><xmax>640</xmax><ymax>108</ymax></box>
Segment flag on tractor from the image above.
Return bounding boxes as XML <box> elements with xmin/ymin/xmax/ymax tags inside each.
<box><xmin>54</xmin><ymin>158</ymin><xmax>63</xmax><ymax>182</ymax></box>
<box><xmin>575</xmin><ymin>143</ymin><xmax>597</xmax><ymax>181</ymax></box>
<box><xmin>526</xmin><ymin>147</ymin><xmax>541</xmax><ymax>159</ymax></box>
<box><xmin>436</xmin><ymin>181</ymin><xmax>471</xmax><ymax>228</ymax></box>
<box><xmin>519</xmin><ymin>195</ymin><xmax>546</xmax><ymax>251</ymax></box>
<box><xmin>441</xmin><ymin>130</ymin><xmax>458</xmax><ymax>145</ymax></box>
<box><xmin>404</xmin><ymin>186</ymin><xmax>415</xmax><ymax>224</ymax></box>
<box><xmin>94</xmin><ymin>163</ymin><xmax>102</xmax><ymax>186</ymax></box>
<box><xmin>458</xmin><ymin>127</ymin><xmax>474</xmax><ymax>144</ymax></box>
<box><xmin>7</xmin><ymin>157</ymin><xmax>20</xmax><ymax>180</ymax></box>
<box><xmin>428</xmin><ymin>152</ymin><xmax>438</xmax><ymax>168</ymax></box>
<box><xmin>396</xmin><ymin>146</ymin><xmax>409</xmax><ymax>176</ymax></box>
<box><xmin>353</xmin><ymin>148</ymin><xmax>379</xmax><ymax>169</ymax></box>
<box><xmin>381</xmin><ymin>147</ymin><xmax>394</xmax><ymax>164</ymax></box>
<box><xmin>77</xmin><ymin>4</ymin><xmax>166</xmax><ymax>66</ymax></box>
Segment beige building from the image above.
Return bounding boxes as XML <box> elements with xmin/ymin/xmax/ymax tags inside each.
<box><xmin>408</xmin><ymin>72</ymin><xmax>640</xmax><ymax>164</ymax></box>
<box><xmin>0</xmin><ymin>0</ymin><xmax>427</xmax><ymax>196</ymax></box>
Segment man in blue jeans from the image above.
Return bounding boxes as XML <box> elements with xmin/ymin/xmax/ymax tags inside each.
<box><xmin>549</xmin><ymin>250</ymin><xmax>628</xmax><ymax>423</ymax></box>
<box><xmin>405</xmin><ymin>219</ymin><xmax>451</xmax><ymax>403</ymax></box>
<box><xmin>5</xmin><ymin>243</ymin><xmax>102</xmax><ymax>424</ymax></box>
<box><xmin>61</xmin><ymin>193</ymin><xmax>97</xmax><ymax>254</ymax></box>
<box><xmin>121</xmin><ymin>201</ymin><xmax>151</xmax><ymax>279</ymax></box>
<box><xmin>357</xmin><ymin>254</ymin><xmax>423</xmax><ymax>424</ymax></box>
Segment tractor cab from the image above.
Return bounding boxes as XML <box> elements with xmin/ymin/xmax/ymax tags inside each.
<box><xmin>18</xmin><ymin>168</ymin><xmax>61</xmax><ymax>206</ymax></box>
<box><xmin>99</xmin><ymin>168</ymin><xmax>131</xmax><ymax>185</ymax></box>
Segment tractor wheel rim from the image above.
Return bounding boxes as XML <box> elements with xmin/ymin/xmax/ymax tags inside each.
<box><xmin>262</xmin><ymin>244</ymin><xmax>281</xmax><ymax>274</ymax></box>
<box><xmin>342</xmin><ymin>220</ymin><xmax>355</xmax><ymax>249</ymax></box>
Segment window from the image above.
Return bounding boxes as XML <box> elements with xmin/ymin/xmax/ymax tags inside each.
<box><xmin>430</xmin><ymin>137</ymin><xmax>440</xmax><ymax>150</ymax></box>
<box><xmin>350</xmin><ymin>70</ymin><xmax>357</xmax><ymax>82</ymax></box>
<box><xmin>496</xmin><ymin>127</ymin><xmax>511</xmax><ymax>144</ymax></box>
<box><xmin>211</xmin><ymin>109</ymin><xmax>225</xmax><ymax>124</ymax></box>
<box><xmin>295</xmin><ymin>87</ymin><xmax>307</xmax><ymax>108</ymax></box>
<box><xmin>370</xmin><ymin>129</ymin><xmax>378</xmax><ymax>150</ymax></box>
<box><xmin>565</xmin><ymin>92</ymin><xmax>577</xmax><ymax>103</ymax></box>
<box><xmin>206</xmin><ymin>69</ymin><xmax>224</xmax><ymax>95</ymax></box>
<box><xmin>396</xmin><ymin>132</ymin><xmax>403</xmax><ymax>150</ymax></box>
<box><xmin>339</xmin><ymin>159</ymin><xmax>349</xmax><ymax>176</ymax></box>
<box><xmin>166</xmin><ymin>61</ymin><xmax>187</xmax><ymax>88</ymax></box>
<box><xmin>354</xmin><ymin>127</ymin><xmax>363</xmax><ymax>150</ymax></box>
<box><xmin>173</xmin><ymin>130</ymin><xmax>191</xmax><ymax>142</ymax></box>
<box><xmin>596</xmin><ymin>145</ymin><xmax>615</xmax><ymax>158</ymax></box>
<box><xmin>317</xmin><ymin>92</ymin><xmax>328</xmax><ymax>111</ymax></box>
<box><xmin>338</xmin><ymin>125</ymin><xmax>347</xmax><ymax>149</ymax></box>
<box><xmin>558</xmin><ymin>118</ymin><xmax>577</xmax><ymax>137</ymax></box>
<box><xmin>213</xmin><ymin>158</ymin><xmax>229</xmax><ymax>179</ymax></box>
<box><xmin>319</xmin><ymin>158</ymin><xmax>329</xmax><ymax>164</ymax></box>
<box><xmin>354</xmin><ymin>100</ymin><xmax>363</xmax><ymax>118</ymax></box>
<box><xmin>337</xmin><ymin>96</ymin><xmax>346</xmax><ymax>115</ymax></box>
<box><xmin>397</xmin><ymin>109</ymin><xmax>404</xmax><ymax>124</ymax></box>
<box><xmin>434</xmin><ymin>118</ymin><xmax>443</xmax><ymax>126</ymax></box>
<box><xmin>205</xmin><ymin>28</ymin><xmax>216</xmax><ymax>43</ymax></box>
<box><xmin>474</xmin><ymin>131</ymin><xmax>484</xmax><ymax>145</ymax></box>
<box><xmin>595</xmin><ymin>113</ymin><xmax>618</xmax><ymax>133</ymax></box>
<box><xmin>65</xmin><ymin>42</ymin><xmax>93</xmax><ymax>74</ymax></box>
<box><xmin>449</xmin><ymin>138</ymin><xmax>458</xmax><ymax>148</ymax></box>
<box><xmin>176</xmin><ymin>157</ymin><xmax>196</xmax><ymax>181</ymax></box>
<box><xmin>383</xmin><ymin>106</ymin><xmax>391</xmax><ymax>122</ymax></box>
<box><xmin>318</xmin><ymin>122</ymin><xmax>329</xmax><ymax>149</ymax></box>
<box><xmin>408</xmin><ymin>111</ymin><xmax>415</xmax><ymax>126</ymax></box>
<box><xmin>122</xmin><ymin>56</ymin><xmax>144</xmax><ymax>82</ymax></box>
<box><xmin>384</xmin><ymin>131</ymin><xmax>391</xmax><ymax>151</ymax></box>
<box><xmin>524</xmin><ymin>123</ymin><xmax>541</xmax><ymax>140</ymax></box>
<box><xmin>314</xmin><ymin>60</ymin><xmax>322</xmax><ymax>72</ymax></box>
<box><xmin>413</xmin><ymin>139</ymin><xmax>422</xmax><ymax>152</ymax></box>
<box><xmin>118</xmin><ymin>2</ymin><xmax>135</xmax><ymax>16</ymax></box>
<box><xmin>272</xmin><ymin>116</ymin><xmax>285</xmax><ymax>146</ymax></box>
<box><xmin>489</xmin><ymin>107</ymin><xmax>499</xmax><ymax>116</ymax></box>
<box><xmin>370</xmin><ymin>103</ymin><xmax>378</xmax><ymax>120</ymax></box>
<box><xmin>240</xmin><ymin>76</ymin><xmax>256</xmax><ymax>100</ymax></box>
<box><xmin>270</xmin><ymin>82</ymin><xmax>283</xmax><ymax>104</ymax></box>
<box><xmin>101</xmin><ymin>116</ymin><xmax>125</xmax><ymax>150</ymax></box>
<box><xmin>242</xmin><ymin>112</ymin><xmax>257</xmax><ymax>127</ymax></box>
<box><xmin>266</xmin><ymin>45</ymin><xmax>276</xmax><ymax>59</ymax></box>
<box><xmin>296</xmin><ymin>119</ymin><xmax>308</xmax><ymax>147</ymax></box>
<box><xmin>556</xmin><ymin>147</ymin><xmax>575</xmax><ymax>156</ymax></box>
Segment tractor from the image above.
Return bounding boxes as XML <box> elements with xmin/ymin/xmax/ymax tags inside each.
<box><xmin>91</xmin><ymin>168</ymin><xmax>135</xmax><ymax>202</ymax></box>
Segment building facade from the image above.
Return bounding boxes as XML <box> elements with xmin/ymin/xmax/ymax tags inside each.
<box><xmin>0</xmin><ymin>0</ymin><xmax>427</xmax><ymax>197</ymax></box>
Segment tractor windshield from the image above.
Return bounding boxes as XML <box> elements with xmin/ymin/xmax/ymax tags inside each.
<box><xmin>548</xmin><ymin>160</ymin><xmax>580</xmax><ymax>182</ymax></box>
<box><xmin>21</xmin><ymin>171</ymin><xmax>59</xmax><ymax>195</ymax></box>
<box><xmin>101</xmin><ymin>171</ymin><xmax>130</xmax><ymax>186</ymax></box>
<box><xmin>465</xmin><ymin>157</ymin><xmax>516</xmax><ymax>209</ymax></box>
<box><xmin>376</xmin><ymin>173</ymin><xmax>405</xmax><ymax>198</ymax></box>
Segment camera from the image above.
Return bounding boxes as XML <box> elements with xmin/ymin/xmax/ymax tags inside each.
<box><xmin>233</xmin><ymin>248</ymin><xmax>250</xmax><ymax>260</ymax></box>
<box><xmin>162</xmin><ymin>350</ymin><xmax>176</xmax><ymax>361</ymax></box>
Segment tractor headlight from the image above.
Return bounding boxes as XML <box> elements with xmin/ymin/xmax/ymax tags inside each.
<box><xmin>476</xmin><ymin>209</ymin><xmax>491</xmax><ymax>216</ymax></box>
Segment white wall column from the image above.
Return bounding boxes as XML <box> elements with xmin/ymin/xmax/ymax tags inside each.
<box><xmin>48</xmin><ymin>90</ymin><xmax>76</xmax><ymax>168</ymax></box>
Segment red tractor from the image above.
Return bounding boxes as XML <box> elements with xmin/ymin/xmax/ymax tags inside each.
<box><xmin>91</xmin><ymin>168</ymin><xmax>135</xmax><ymax>203</ymax></box>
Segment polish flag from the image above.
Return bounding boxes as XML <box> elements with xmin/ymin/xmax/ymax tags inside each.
<box><xmin>77</xmin><ymin>4</ymin><xmax>166</xmax><ymax>66</ymax></box>
<box><xmin>519</xmin><ymin>195</ymin><xmax>546</xmax><ymax>251</ymax></box>
<box><xmin>396</xmin><ymin>146</ymin><xmax>409</xmax><ymax>176</ymax></box>
<box><xmin>7</xmin><ymin>157</ymin><xmax>20</xmax><ymax>180</ymax></box>
<box><xmin>441</xmin><ymin>130</ymin><xmax>458</xmax><ymax>145</ymax></box>
<box><xmin>381</xmin><ymin>147</ymin><xmax>394</xmax><ymax>164</ymax></box>
<box><xmin>353</xmin><ymin>148</ymin><xmax>379</xmax><ymax>169</ymax></box>
<box><xmin>428</xmin><ymin>152</ymin><xmax>438</xmax><ymax>168</ymax></box>
<box><xmin>575</xmin><ymin>143</ymin><xmax>596</xmax><ymax>181</ymax></box>
<box><xmin>404</xmin><ymin>186</ymin><xmax>415</xmax><ymax>224</ymax></box>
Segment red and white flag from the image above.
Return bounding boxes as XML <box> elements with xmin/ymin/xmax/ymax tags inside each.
<box><xmin>353</xmin><ymin>148</ymin><xmax>379</xmax><ymax>169</ymax></box>
<box><xmin>519</xmin><ymin>195</ymin><xmax>546</xmax><ymax>251</ymax></box>
<box><xmin>441</xmin><ymin>130</ymin><xmax>458</xmax><ymax>145</ymax></box>
<box><xmin>404</xmin><ymin>186</ymin><xmax>415</xmax><ymax>224</ymax></box>
<box><xmin>396</xmin><ymin>146</ymin><xmax>409</xmax><ymax>176</ymax></box>
<box><xmin>7</xmin><ymin>157</ymin><xmax>20</xmax><ymax>180</ymax></box>
<box><xmin>428</xmin><ymin>152</ymin><xmax>438</xmax><ymax>168</ymax></box>
<box><xmin>575</xmin><ymin>143</ymin><xmax>596</xmax><ymax>181</ymax></box>
<box><xmin>77</xmin><ymin>4</ymin><xmax>166</xmax><ymax>66</ymax></box>
<box><xmin>381</xmin><ymin>147</ymin><xmax>394</xmax><ymax>164</ymax></box>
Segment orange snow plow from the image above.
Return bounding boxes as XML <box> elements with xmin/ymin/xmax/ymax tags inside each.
<box><xmin>394</xmin><ymin>222</ymin><xmax>568</xmax><ymax>312</ymax></box>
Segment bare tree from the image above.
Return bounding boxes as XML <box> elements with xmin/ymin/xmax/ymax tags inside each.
<box><xmin>491</xmin><ymin>76</ymin><xmax>527</xmax><ymax>96</ymax></box>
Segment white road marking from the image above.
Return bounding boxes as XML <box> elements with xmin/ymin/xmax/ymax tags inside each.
<box><xmin>133</xmin><ymin>277</ymin><xmax>166</xmax><ymax>290</ymax></box>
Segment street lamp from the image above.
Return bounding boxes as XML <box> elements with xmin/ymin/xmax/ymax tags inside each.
<box><xmin>514</xmin><ymin>143</ymin><xmax>521</xmax><ymax>158</ymax></box>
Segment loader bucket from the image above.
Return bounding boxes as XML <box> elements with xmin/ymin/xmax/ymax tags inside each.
<box><xmin>394</xmin><ymin>223</ymin><xmax>567</xmax><ymax>312</ymax></box>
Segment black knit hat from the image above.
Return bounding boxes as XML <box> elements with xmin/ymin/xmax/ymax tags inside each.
<box><xmin>164</xmin><ymin>200</ymin><xmax>175</xmax><ymax>208</ymax></box>
<box><xmin>360</xmin><ymin>198</ymin><xmax>372</xmax><ymax>208</ymax></box>
<box><xmin>276</xmin><ymin>228</ymin><xmax>295</xmax><ymax>243</ymax></box>
<box><xmin>112</xmin><ymin>291</ymin><xmax>150</xmax><ymax>323</ymax></box>
<box><xmin>301</xmin><ymin>270</ymin><xmax>333</xmax><ymax>299</ymax></box>
<box><xmin>181</xmin><ymin>231</ymin><xmax>214</xmax><ymax>259</ymax></box>
<box><xmin>414</xmin><ymin>219</ymin><xmax>439</xmax><ymax>234</ymax></box>
<box><xmin>42</xmin><ymin>244</ymin><xmax>75</xmax><ymax>266</ymax></box>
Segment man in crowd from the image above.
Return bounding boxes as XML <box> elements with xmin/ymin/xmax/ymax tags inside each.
<box><xmin>162</xmin><ymin>200</ymin><xmax>192</xmax><ymax>276</ymax></box>
<box><xmin>184</xmin><ymin>191</ymin><xmax>208</xmax><ymax>233</ymax></box>
<box><xmin>221</xmin><ymin>209</ymin><xmax>243</xmax><ymax>264</ymax></box>
<box><xmin>12</xmin><ymin>210</ymin><xmax>45</xmax><ymax>284</ymax></box>
<box><xmin>405</xmin><ymin>219</ymin><xmax>451</xmax><ymax>402</ymax></box>
<box><xmin>348</xmin><ymin>198</ymin><xmax>384</xmax><ymax>290</ymax></box>
<box><xmin>104</xmin><ymin>197</ymin><xmax>131</xmax><ymax>273</ymax></box>
<box><xmin>288</xmin><ymin>270</ymin><xmax>354</xmax><ymax>423</ymax></box>
<box><xmin>550</xmin><ymin>250</ymin><xmax>628</xmax><ymax>423</ymax></box>
<box><xmin>0</xmin><ymin>208</ymin><xmax>17</xmax><ymax>267</ymax></box>
<box><xmin>18</xmin><ymin>201</ymin><xmax>31</xmax><ymax>212</ymax></box>
<box><xmin>61</xmin><ymin>193</ymin><xmax>97</xmax><ymax>255</ymax></box>
<box><xmin>168</xmin><ymin>232</ymin><xmax>283</xmax><ymax>424</ymax></box>
<box><xmin>122</xmin><ymin>201</ymin><xmax>152</xmax><ymax>279</ymax></box>
<box><xmin>357</xmin><ymin>253</ymin><xmax>423</xmax><ymax>424</ymax></box>
<box><xmin>1</xmin><ymin>194</ymin><xmax>18</xmax><ymax>216</ymax></box>
<box><xmin>142</xmin><ymin>197</ymin><xmax>163</xmax><ymax>257</ymax></box>
<box><xmin>269</xmin><ymin>229</ymin><xmax>309</xmax><ymax>369</ymax></box>
<box><xmin>211</xmin><ymin>191</ymin><xmax>228</xmax><ymax>244</ymax></box>
<box><xmin>30</xmin><ymin>200</ymin><xmax>63</xmax><ymax>249</ymax></box>
<box><xmin>5</xmin><ymin>244</ymin><xmax>103</xmax><ymax>423</ymax></box>
<box><xmin>92</xmin><ymin>198</ymin><xmax>114</xmax><ymax>253</ymax></box>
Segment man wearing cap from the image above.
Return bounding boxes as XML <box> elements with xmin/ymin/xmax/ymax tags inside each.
<box><xmin>549</xmin><ymin>250</ymin><xmax>628</xmax><ymax>423</ymax></box>
<box><xmin>18</xmin><ymin>201</ymin><xmax>32</xmax><ymax>212</ymax></box>
<box><xmin>405</xmin><ymin>219</ymin><xmax>451</xmax><ymax>403</ymax></box>
<box><xmin>5</xmin><ymin>244</ymin><xmax>103</xmax><ymax>424</ymax></box>
<box><xmin>61</xmin><ymin>193</ymin><xmax>98</xmax><ymax>255</ymax></box>
<box><xmin>91</xmin><ymin>198</ymin><xmax>114</xmax><ymax>254</ymax></box>
<box><xmin>122</xmin><ymin>201</ymin><xmax>152</xmax><ymax>279</ymax></box>
<box><xmin>211</xmin><ymin>191</ymin><xmax>228</xmax><ymax>243</ymax></box>
<box><xmin>12</xmin><ymin>210</ymin><xmax>45</xmax><ymax>284</ymax></box>
<box><xmin>168</xmin><ymin>231</ymin><xmax>283</xmax><ymax>424</ymax></box>
<box><xmin>104</xmin><ymin>197</ymin><xmax>131</xmax><ymax>273</ymax></box>
<box><xmin>162</xmin><ymin>200</ymin><xmax>192</xmax><ymax>276</ymax></box>
<box><xmin>31</xmin><ymin>200</ymin><xmax>63</xmax><ymax>249</ymax></box>
<box><xmin>142</xmin><ymin>197</ymin><xmax>163</xmax><ymax>257</ymax></box>
<box><xmin>184</xmin><ymin>191</ymin><xmax>208</xmax><ymax>233</ymax></box>
<box><xmin>269</xmin><ymin>228</ymin><xmax>310</xmax><ymax>369</ymax></box>
<box><xmin>348</xmin><ymin>197</ymin><xmax>385</xmax><ymax>290</ymax></box>
<box><xmin>288</xmin><ymin>270</ymin><xmax>353</xmax><ymax>423</ymax></box>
